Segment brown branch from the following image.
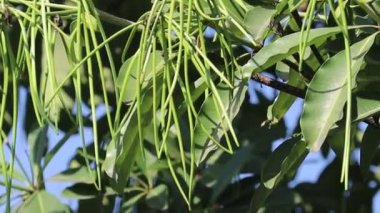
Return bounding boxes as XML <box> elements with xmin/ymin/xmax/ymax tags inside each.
<box><xmin>251</xmin><ymin>73</ymin><xmax>380</xmax><ymax>129</ymax></box>
<box><xmin>252</xmin><ymin>73</ymin><xmax>306</xmax><ymax>98</ymax></box>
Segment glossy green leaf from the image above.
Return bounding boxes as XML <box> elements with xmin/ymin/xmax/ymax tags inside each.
<box><xmin>145</xmin><ymin>184</ymin><xmax>168</xmax><ymax>210</ymax></box>
<box><xmin>244</xmin><ymin>6</ymin><xmax>276</xmax><ymax>42</ymax></box>
<box><xmin>360</xmin><ymin>125</ymin><xmax>380</xmax><ymax>179</ymax></box>
<box><xmin>193</xmin><ymin>76</ymin><xmax>248</xmax><ymax>165</ymax></box>
<box><xmin>261</xmin><ymin>134</ymin><xmax>308</xmax><ymax>189</ymax></box>
<box><xmin>301</xmin><ymin>34</ymin><xmax>377</xmax><ymax>151</ymax></box>
<box><xmin>16</xmin><ymin>191</ymin><xmax>70</xmax><ymax>213</ymax></box>
<box><xmin>247</xmin><ymin>27</ymin><xmax>351</xmax><ymax>74</ymax></box>
<box><xmin>49</xmin><ymin>167</ymin><xmax>93</xmax><ymax>184</ymax></box>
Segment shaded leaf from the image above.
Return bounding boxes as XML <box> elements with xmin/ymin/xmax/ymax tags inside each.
<box><xmin>122</xmin><ymin>193</ymin><xmax>146</xmax><ymax>213</ymax></box>
<box><xmin>145</xmin><ymin>184</ymin><xmax>168</xmax><ymax>210</ymax></box>
<box><xmin>61</xmin><ymin>183</ymin><xmax>98</xmax><ymax>200</ymax></box>
<box><xmin>301</xmin><ymin>34</ymin><xmax>377</xmax><ymax>151</ymax></box>
<box><xmin>261</xmin><ymin>134</ymin><xmax>308</xmax><ymax>189</ymax></box>
<box><xmin>28</xmin><ymin>125</ymin><xmax>48</xmax><ymax>187</ymax></box>
<box><xmin>353</xmin><ymin>91</ymin><xmax>380</xmax><ymax>122</ymax></box>
<box><xmin>266</xmin><ymin>70</ymin><xmax>305</xmax><ymax>126</ymax></box>
<box><xmin>209</xmin><ymin>143</ymin><xmax>253</xmax><ymax>203</ymax></box>
<box><xmin>259</xmin><ymin>188</ymin><xmax>299</xmax><ymax>212</ymax></box>
<box><xmin>326</xmin><ymin>124</ymin><xmax>356</xmax><ymax>158</ymax></box>
<box><xmin>360</xmin><ymin>125</ymin><xmax>380</xmax><ymax>179</ymax></box>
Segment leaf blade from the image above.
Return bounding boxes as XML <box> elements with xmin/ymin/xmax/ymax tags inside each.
<box><xmin>301</xmin><ymin>34</ymin><xmax>377</xmax><ymax>151</ymax></box>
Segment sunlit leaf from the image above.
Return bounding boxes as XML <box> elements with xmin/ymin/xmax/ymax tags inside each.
<box><xmin>247</xmin><ymin>27</ymin><xmax>353</xmax><ymax>74</ymax></box>
<box><xmin>301</xmin><ymin>34</ymin><xmax>377</xmax><ymax>151</ymax></box>
<box><xmin>244</xmin><ymin>6</ymin><xmax>276</xmax><ymax>42</ymax></box>
<box><xmin>16</xmin><ymin>191</ymin><xmax>70</xmax><ymax>213</ymax></box>
<box><xmin>49</xmin><ymin>167</ymin><xmax>94</xmax><ymax>184</ymax></box>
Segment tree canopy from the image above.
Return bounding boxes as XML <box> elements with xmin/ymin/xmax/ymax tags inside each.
<box><xmin>0</xmin><ymin>0</ymin><xmax>380</xmax><ymax>212</ymax></box>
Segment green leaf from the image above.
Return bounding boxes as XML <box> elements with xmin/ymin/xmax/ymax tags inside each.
<box><xmin>259</xmin><ymin>188</ymin><xmax>299</xmax><ymax>212</ymax></box>
<box><xmin>209</xmin><ymin>144</ymin><xmax>253</xmax><ymax>203</ymax></box>
<box><xmin>49</xmin><ymin>167</ymin><xmax>93</xmax><ymax>184</ymax></box>
<box><xmin>0</xmin><ymin>165</ymin><xmax>28</xmax><ymax>183</ymax></box>
<box><xmin>103</xmin><ymin>82</ymin><xmax>161</xmax><ymax>192</ymax></box>
<box><xmin>261</xmin><ymin>134</ymin><xmax>308</xmax><ymax>189</ymax></box>
<box><xmin>301</xmin><ymin>34</ymin><xmax>377</xmax><ymax>151</ymax></box>
<box><xmin>266</xmin><ymin>70</ymin><xmax>305</xmax><ymax>126</ymax></box>
<box><xmin>84</xmin><ymin>13</ymin><xmax>98</xmax><ymax>31</ymax></box>
<box><xmin>28</xmin><ymin>125</ymin><xmax>48</xmax><ymax>185</ymax></box>
<box><xmin>220</xmin><ymin>0</ymin><xmax>246</xmax><ymax>24</ymax></box>
<box><xmin>250</xmin><ymin>184</ymin><xmax>272</xmax><ymax>212</ymax></box>
<box><xmin>61</xmin><ymin>183</ymin><xmax>98</xmax><ymax>200</ymax></box>
<box><xmin>247</xmin><ymin>27</ymin><xmax>353</xmax><ymax>74</ymax></box>
<box><xmin>193</xmin><ymin>76</ymin><xmax>248</xmax><ymax>165</ymax></box>
<box><xmin>116</xmin><ymin>51</ymin><xmax>163</xmax><ymax>104</ymax></box>
<box><xmin>353</xmin><ymin>63</ymin><xmax>380</xmax><ymax>121</ymax></box>
<box><xmin>145</xmin><ymin>184</ymin><xmax>168</xmax><ymax>210</ymax></box>
<box><xmin>353</xmin><ymin>91</ymin><xmax>380</xmax><ymax>122</ymax></box>
<box><xmin>41</xmin><ymin>36</ymin><xmax>75</xmax><ymax>124</ymax></box>
<box><xmin>244</xmin><ymin>6</ymin><xmax>276</xmax><ymax>42</ymax></box>
<box><xmin>356</xmin><ymin>63</ymin><xmax>380</xmax><ymax>92</ymax></box>
<box><xmin>122</xmin><ymin>194</ymin><xmax>146</xmax><ymax>213</ymax></box>
<box><xmin>326</xmin><ymin>124</ymin><xmax>356</xmax><ymax>158</ymax></box>
<box><xmin>16</xmin><ymin>191</ymin><xmax>70</xmax><ymax>213</ymax></box>
<box><xmin>360</xmin><ymin>125</ymin><xmax>380</xmax><ymax>179</ymax></box>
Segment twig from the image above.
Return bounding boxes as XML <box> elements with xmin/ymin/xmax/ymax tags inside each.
<box><xmin>252</xmin><ymin>73</ymin><xmax>306</xmax><ymax>98</ymax></box>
